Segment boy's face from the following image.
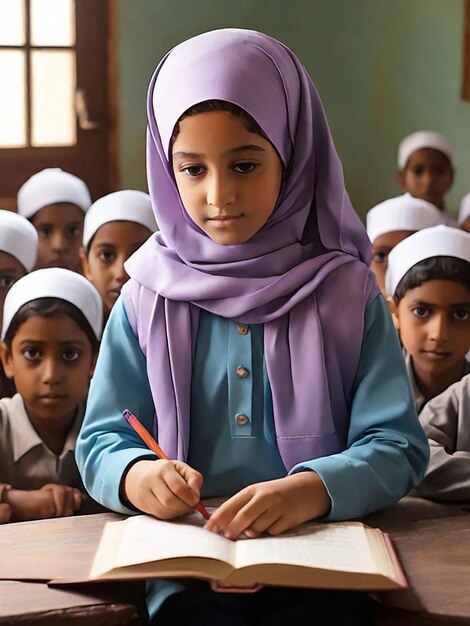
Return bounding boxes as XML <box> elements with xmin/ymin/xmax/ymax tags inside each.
<box><xmin>0</xmin><ymin>313</ymin><xmax>94</xmax><ymax>430</ymax></box>
<box><xmin>0</xmin><ymin>251</ymin><xmax>26</xmax><ymax>336</ymax></box>
<box><xmin>391</xmin><ymin>279</ymin><xmax>470</xmax><ymax>381</ymax></box>
<box><xmin>31</xmin><ymin>203</ymin><xmax>84</xmax><ymax>272</ymax></box>
<box><xmin>397</xmin><ymin>148</ymin><xmax>453</xmax><ymax>209</ymax></box>
<box><xmin>370</xmin><ymin>230</ymin><xmax>415</xmax><ymax>295</ymax></box>
<box><xmin>80</xmin><ymin>221</ymin><xmax>152</xmax><ymax>314</ymax></box>
<box><xmin>172</xmin><ymin>110</ymin><xmax>283</xmax><ymax>245</ymax></box>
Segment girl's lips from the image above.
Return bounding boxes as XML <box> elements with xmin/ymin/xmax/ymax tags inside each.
<box><xmin>208</xmin><ymin>215</ymin><xmax>242</xmax><ymax>227</ymax></box>
<box><xmin>421</xmin><ymin>350</ymin><xmax>452</xmax><ymax>360</ymax></box>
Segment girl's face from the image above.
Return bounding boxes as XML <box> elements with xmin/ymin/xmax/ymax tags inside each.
<box><xmin>0</xmin><ymin>313</ymin><xmax>94</xmax><ymax>430</ymax></box>
<box><xmin>81</xmin><ymin>221</ymin><xmax>152</xmax><ymax>314</ymax></box>
<box><xmin>0</xmin><ymin>251</ymin><xmax>26</xmax><ymax>336</ymax></box>
<box><xmin>397</xmin><ymin>148</ymin><xmax>453</xmax><ymax>209</ymax></box>
<box><xmin>31</xmin><ymin>203</ymin><xmax>84</xmax><ymax>272</ymax></box>
<box><xmin>172</xmin><ymin>110</ymin><xmax>283</xmax><ymax>245</ymax></box>
<box><xmin>391</xmin><ymin>279</ymin><xmax>470</xmax><ymax>381</ymax></box>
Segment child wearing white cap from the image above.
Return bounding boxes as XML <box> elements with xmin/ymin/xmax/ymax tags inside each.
<box><xmin>366</xmin><ymin>195</ymin><xmax>445</xmax><ymax>295</ymax></box>
<box><xmin>17</xmin><ymin>168</ymin><xmax>92</xmax><ymax>273</ymax></box>
<box><xmin>0</xmin><ymin>210</ymin><xmax>39</xmax><ymax>399</ymax></box>
<box><xmin>386</xmin><ymin>226</ymin><xmax>470</xmax><ymax>413</ymax></box>
<box><xmin>80</xmin><ymin>190</ymin><xmax>157</xmax><ymax>316</ymax></box>
<box><xmin>412</xmin><ymin>374</ymin><xmax>470</xmax><ymax>502</ymax></box>
<box><xmin>397</xmin><ymin>131</ymin><xmax>456</xmax><ymax>224</ymax></box>
<box><xmin>0</xmin><ymin>268</ymin><xmax>103</xmax><ymax>522</ymax></box>
<box><xmin>458</xmin><ymin>193</ymin><xmax>470</xmax><ymax>233</ymax></box>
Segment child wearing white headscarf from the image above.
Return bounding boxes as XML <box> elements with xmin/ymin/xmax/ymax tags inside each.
<box><xmin>80</xmin><ymin>190</ymin><xmax>157</xmax><ymax>316</ymax></box>
<box><xmin>366</xmin><ymin>194</ymin><xmax>445</xmax><ymax>294</ymax></box>
<box><xmin>0</xmin><ymin>210</ymin><xmax>39</xmax><ymax>398</ymax></box>
<box><xmin>17</xmin><ymin>168</ymin><xmax>91</xmax><ymax>273</ymax></box>
<box><xmin>0</xmin><ymin>269</ymin><xmax>103</xmax><ymax>522</ymax></box>
<box><xmin>386</xmin><ymin>226</ymin><xmax>470</xmax><ymax>414</ymax></box>
<box><xmin>397</xmin><ymin>131</ymin><xmax>456</xmax><ymax>225</ymax></box>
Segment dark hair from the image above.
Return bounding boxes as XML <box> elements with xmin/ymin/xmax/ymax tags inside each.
<box><xmin>4</xmin><ymin>298</ymin><xmax>100</xmax><ymax>355</ymax></box>
<box><xmin>394</xmin><ymin>256</ymin><xmax>470</xmax><ymax>303</ymax></box>
<box><xmin>170</xmin><ymin>100</ymin><xmax>268</xmax><ymax>147</ymax></box>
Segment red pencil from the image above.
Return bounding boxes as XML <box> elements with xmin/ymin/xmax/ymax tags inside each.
<box><xmin>122</xmin><ymin>409</ymin><xmax>210</xmax><ymax>521</ymax></box>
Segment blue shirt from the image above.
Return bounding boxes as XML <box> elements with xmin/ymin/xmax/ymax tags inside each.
<box><xmin>77</xmin><ymin>294</ymin><xmax>428</xmax><ymax>518</ymax></box>
<box><xmin>76</xmin><ymin>294</ymin><xmax>428</xmax><ymax>617</ymax></box>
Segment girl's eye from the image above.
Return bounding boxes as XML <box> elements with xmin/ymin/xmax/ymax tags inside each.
<box><xmin>38</xmin><ymin>227</ymin><xmax>52</xmax><ymax>238</ymax></box>
<box><xmin>183</xmin><ymin>166</ymin><xmax>205</xmax><ymax>177</ymax></box>
<box><xmin>411</xmin><ymin>166</ymin><xmax>424</xmax><ymax>176</ymax></box>
<box><xmin>233</xmin><ymin>162</ymin><xmax>256</xmax><ymax>174</ymax></box>
<box><xmin>0</xmin><ymin>276</ymin><xmax>16</xmax><ymax>288</ymax></box>
<box><xmin>412</xmin><ymin>307</ymin><xmax>430</xmax><ymax>319</ymax></box>
<box><xmin>68</xmin><ymin>226</ymin><xmax>81</xmax><ymax>237</ymax></box>
<box><xmin>372</xmin><ymin>251</ymin><xmax>387</xmax><ymax>264</ymax></box>
<box><xmin>63</xmin><ymin>349</ymin><xmax>80</xmax><ymax>361</ymax></box>
<box><xmin>22</xmin><ymin>348</ymin><xmax>41</xmax><ymax>361</ymax></box>
<box><xmin>98</xmin><ymin>251</ymin><xmax>114</xmax><ymax>263</ymax></box>
<box><xmin>454</xmin><ymin>310</ymin><xmax>469</xmax><ymax>321</ymax></box>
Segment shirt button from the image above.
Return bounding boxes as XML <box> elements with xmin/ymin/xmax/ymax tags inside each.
<box><xmin>235</xmin><ymin>413</ymin><xmax>249</xmax><ymax>426</ymax></box>
<box><xmin>237</xmin><ymin>324</ymin><xmax>249</xmax><ymax>335</ymax></box>
<box><xmin>236</xmin><ymin>365</ymin><xmax>249</xmax><ymax>378</ymax></box>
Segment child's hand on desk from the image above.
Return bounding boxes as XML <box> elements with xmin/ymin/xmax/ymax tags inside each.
<box><xmin>3</xmin><ymin>484</ymin><xmax>83</xmax><ymax>521</ymax></box>
<box><xmin>204</xmin><ymin>471</ymin><xmax>331</xmax><ymax>540</ymax></box>
<box><xmin>124</xmin><ymin>459</ymin><xmax>203</xmax><ymax>519</ymax></box>
<box><xmin>40</xmin><ymin>483</ymin><xmax>84</xmax><ymax>517</ymax></box>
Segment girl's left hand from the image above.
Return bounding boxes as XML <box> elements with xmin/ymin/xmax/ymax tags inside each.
<box><xmin>204</xmin><ymin>471</ymin><xmax>331</xmax><ymax>540</ymax></box>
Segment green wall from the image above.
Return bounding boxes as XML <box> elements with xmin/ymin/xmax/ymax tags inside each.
<box><xmin>116</xmin><ymin>0</ymin><xmax>470</xmax><ymax>219</ymax></box>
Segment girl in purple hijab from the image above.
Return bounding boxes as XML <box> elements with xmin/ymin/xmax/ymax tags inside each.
<box><xmin>76</xmin><ymin>29</ymin><xmax>428</xmax><ymax>625</ymax></box>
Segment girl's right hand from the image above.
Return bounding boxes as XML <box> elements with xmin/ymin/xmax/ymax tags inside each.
<box><xmin>123</xmin><ymin>459</ymin><xmax>203</xmax><ymax>519</ymax></box>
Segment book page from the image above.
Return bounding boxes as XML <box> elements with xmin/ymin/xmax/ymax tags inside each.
<box><xmin>90</xmin><ymin>510</ymin><xmax>235</xmax><ymax>579</ymax></box>
<box><xmin>234</xmin><ymin>521</ymin><xmax>381</xmax><ymax>574</ymax></box>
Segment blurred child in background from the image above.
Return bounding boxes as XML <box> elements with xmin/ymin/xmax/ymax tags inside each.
<box><xmin>0</xmin><ymin>210</ymin><xmax>39</xmax><ymax>398</ymax></box>
<box><xmin>17</xmin><ymin>168</ymin><xmax>91</xmax><ymax>273</ymax></box>
<box><xmin>397</xmin><ymin>131</ymin><xmax>456</xmax><ymax>225</ymax></box>
<box><xmin>366</xmin><ymin>194</ymin><xmax>444</xmax><ymax>294</ymax></box>
<box><xmin>80</xmin><ymin>190</ymin><xmax>157</xmax><ymax>318</ymax></box>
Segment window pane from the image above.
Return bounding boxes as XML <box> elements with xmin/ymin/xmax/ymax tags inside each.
<box><xmin>30</xmin><ymin>0</ymin><xmax>75</xmax><ymax>46</ymax></box>
<box><xmin>0</xmin><ymin>0</ymin><xmax>25</xmax><ymax>45</ymax></box>
<box><xmin>0</xmin><ymin>50</ymin><xmax>26</xmax><ymax>147</ymax></box>
<box><xmin>31</xmin><ymin>50</ymin><xmax>76</xmax><ymax>146</ymax></box>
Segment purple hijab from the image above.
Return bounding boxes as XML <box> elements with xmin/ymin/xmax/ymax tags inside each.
<box><xmin>123</xmin><ymin>29</ymin><xmax>378</xmax><ymax>470</ymax></box>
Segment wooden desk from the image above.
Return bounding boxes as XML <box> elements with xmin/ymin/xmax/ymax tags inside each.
<box><xmin>0</xmin><ymin>581</ymin><xmax>145</xmax><ymax>625</ymax></box>
<box><xmin>0</xmin><ymin>500</ymin><xmax>468</xmax><ymax>625</ymax></box>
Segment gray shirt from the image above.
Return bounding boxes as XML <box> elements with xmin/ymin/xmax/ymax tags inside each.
<box><xmin>0</xmin><ymin>393</ymin><xmax>84</xmax><ymax>490</ymax></box>
<box><xmin>413</xmin><ymin>374</ymin><xmax>470</xmax><ymax>501</ymax></box>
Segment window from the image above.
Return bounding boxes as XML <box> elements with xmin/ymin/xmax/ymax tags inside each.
<box><xmin>0</xmin><ymin>0</ymin><xmax>116</xmax><ymax>207</ymax></box>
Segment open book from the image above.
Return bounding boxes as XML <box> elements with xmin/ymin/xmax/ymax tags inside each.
<box><xmin>89</xmin><ymin>510</ymin><xmax>407</xmax><ymax>591</ymax></box>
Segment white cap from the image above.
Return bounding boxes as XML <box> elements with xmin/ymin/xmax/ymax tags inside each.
<box><xmin>366</xmin><ymin>194</ymin><xmax>445</xmax><ymax>243</ymax></box>
<box><xmin>83</xmin><ymin>190</ymin><xmax>157</xmax><ymax>248</ymax></box>
<box><xmin>0</xmin><ymin>210</ymin><xmax>39</xmax><ymax>272</ymax></box>
<box><xmin>1</xmin><ymin>268</ymin><xmax>103</xmax><ymax>341</ymax></box>
<box><xmin>386</xmin><ymin>225</ymin><xmax>470</xmax><ymax>297</ymax></box>
<box><xmin>459</xmin><ymin>193</ymin><xmax>470</xmax><ymax>226</ymax></box>
<box><xmin>17</xmin><ymin>168</ymin><xmax>92</xmax><ymax>219</ymax></box>
<box><xmin>398</xmin><ymin>131</ymin><xmax>453</xmax><ymax>170</ymax></box>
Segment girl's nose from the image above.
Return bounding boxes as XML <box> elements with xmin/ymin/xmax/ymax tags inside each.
<box><xmin>50</xmin><ymin>231</ymin><xmax>67</xmax><ymax>252</ymax></box>
<box><xmin>113</xmin><ymin>260</ymin><xmax>129</xmax><ymax>286</ymax></box>
<box><xmin>207</xmin><ymin>171</ymin><xmax>236</xmax><ymax>209</ymax></box>
<box><xmin>42</xmin><ymin>358</ymin><xmax>62</xmax><ymax>384</ymax></box>
<box><xmin>429</xmin><ymin>314</ymin><xmax>448</xmax><ymax>342</ymax></box>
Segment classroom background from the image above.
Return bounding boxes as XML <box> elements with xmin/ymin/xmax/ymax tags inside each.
<box><xmin>1</xmin><ymin>0</ymin><xmax>470</xmax><ymax>218</ymax></box>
